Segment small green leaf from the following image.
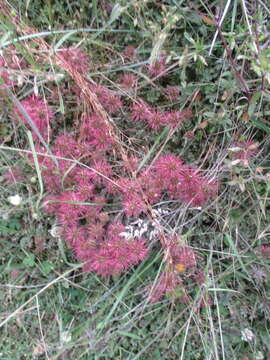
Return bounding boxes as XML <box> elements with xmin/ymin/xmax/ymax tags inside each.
<box><xmin>23</xmin><ymin>253</ymin><xmax>36</xmax><ymax>267</ymax></box>
<box><xmin>40</xmin><ymin>261</ymin><xmax>54</xmax><ymax>275</ymax></box>
<box><xmin>117</xmin><ymin>330</ymin><xmax>142</xmax><ymax>340</ymax></box>
<box><xmin>109</xmin><ymin>4</ymin><xmax>127</xmax><ymax>24</ymax></box>
<box><xmin>251</xmin><ymin>119</ymin><xmax>270</xmax><ymax>134</ymax></box>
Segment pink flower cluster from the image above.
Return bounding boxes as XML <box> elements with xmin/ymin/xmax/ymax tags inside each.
<box><xmin>165</xmin><ymin>85</ymin><xmax>181</xmax><ymax>101</ymax></box>
<box><xmin>79</xmin><ymin>114</ymin><xmax>115</xmax><ymax>150</ymax></box>
<box><xmin>153</xmin><ymin>154</ymin><xmax>218</xmax><ymax>206</ymax></box>
<box><xmin>120</xmin><ymin>73</ymin><xmax>138</xmax><ymax>89</ymax></box>
<box><xmin>32</xmin><ymin>137</ymin><xmax>216</xmax><ymax>279</ymax></box>
<box><xmin>15</xmin><ymin>95</ymin><xmax>53</xmax><ymax>140</ymax></box>
<box><xmin>14</xmin><ymin>79</ymin><xmax>217</xmax><ymax>280</ymax></box>
<box><xmin>46</xmin><ymin>188</ymin><xmax>149</xmax><ymax>277</ymax></box>
<box><xmin>131</xmin><ymin>99</ymin><xmax>192</xmax><ymax>130</ymax></box>
<box><xmin>147</xmin><ymin>58</ymin><xmax>168</xmax><ymax>78</ymax></box>
<box><xmin>58</xmin><ymin>47</ymin><xmax>90</xmax><ymax>73</ymax></box>
<box><xmin>149</xmin><ymin>271</ymin><xmax>183</xmax><ymax>303</ymax></box>
<box><xmin>89</xmin><ymin>84</ymin><xmax>122</xmax><ymax>114</ymax></box>
<box><xmin>37</xmin><ymin>143</ymin><xmax>216</xmax><ymax>277</ymax></box>
<box><xmin>148</xmin><ymin>235</ymin><xmax>197</xmax><ymax>302</ymax></box>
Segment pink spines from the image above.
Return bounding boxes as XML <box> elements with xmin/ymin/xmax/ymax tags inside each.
<box><xmin>83</xmin><ymin>114</ymin><xmax>103</xmax><ymax>131</ymax></box>
<box><xmin>173</xmin><ymin>246</ymin><xmax>197</xmax><ymax>269</ymax></box>
<box><xmin>62</xmin><ymin>224</ymin><xmax>87</xmax><ymax>246</ymax></box>
<box><xmin>120</xmin><ymin>73</ymin><xmax>138</xmax><ymax>89</ymax></box>
<box><xmin>117</xmin><ymin>176</ymin><xmax>148</xmax><ymax>217</ymax></box>
<box><xmin>163</xmin><ymin>235</ymin><xmax>196</xmax><ymax>269</ymax></box>
<box><xmin>87</xmin><ymin>221</ymin><xmax>105</xmax><ymax>241</ymax></box>
<box><xmin>107</xmin><ymin>222</ymin><xmax>126</xmax><ymax>238</ymax></box>
<box><xmin>84</xmin><ymin>204</ymin><xmax>102</xmax><ymax>223</ymax></box>
<box><xmin>147</xmin><ymin>235</ymin><xmax>197</xmax><ymax>302</ymax></box>
<box><xmin>37</xmin><ymin>153</ymin><xmax>77</xmax><ymax>194</ymax></box>
<box><xmin>90</xmin><ymin>127</ymin><xmax>114</xmax><ymax>151</ymax></box>
<box><xmin>58</xmin><ymin>211</ymin><xmax>79</xmax><ymax>228</ymax></box>
<box><xmin>146</xmin><ymin>110</ymin><xmax>165</xmax><ymax>130</ymax></box>
<box><xmin>81</xmin><ymin>115</ymin><xmax>114</xmax><ymax>151</ymax></box>
<box><xmin>162</xmin><ymin>109</ymin><xmax>192</xmax><ymax>129</ymax></box>
<box><xmin>148</xmin><ymin>270</ymin><xmax>182</xmax><ymax>303</ymax></box>
<box><xmin>104</xmin><ymin>179</ymin><xmax>120</xmax><ymax>196</ymax></box>
<box><xmin>29</xmin><ymin>150</ymin><xmax>63</xmax><ymax>194</ymax></box>
<box><xmin>54</xmin><ymin>134</ymin><xmax>84</xmax><ymax>159</ymax></box>
<box><xmin>153</xmin><ymin>153</ymin><xmax>218</xmax><ymax>206</ymax></box>
<box><xmin>154</xmin><ymin>153</ymin><xmax>184</xmax><ymax>177</ymax></box>
<box><xmin>123</xmin><ymin>156</ymin><xmax>140</xmax><ymax>173</ymax></box>
<box><xmin>147</xmin><ymin>57</ymin><xmax>167</xmax><ymax>78</ymax></box>
<box><xmin>80</xmin><ymin>223</ymin><xmax>124</xmax><ymax>276</ymax></box>
<box><xmin>102</xmin><ymin>91</ymin><xmax>122</xmax><ymax>114</ymax></box>
<box><xmin>15</xmin><ymin>95</ymin><xmax>53</xmax><ymax>140</ymax></box>
<box><xmin>142</xmin><ymin>108</ymin><xmax>191</xmax><ymax>131</ymax></box>
<box><xmin>139</xmin><ymin>169</ymin><xmax>163</xmax><ymax>204</ymax></box>
<box><xmin>84</xmin><ymin>233</ymin><xmax>149</xmax><ymax>277</ymax></box>
<box><xmin>165</xmin><ymin>85</ymin><xmax>181</xmax><ymax>101</ymax></box>
<box><xmin>42</xmin><ymin>167</ymin><xmax>63</xmax><ymax>193</ymax></box>
<box><xmin>131</xmin><ymin>99</ymin><xmax>192</xmax><ymax>130</ymax></box>
<box><xmin>57</xmin><ymin>191</ymin><xmax>88</xmax><ymax>218</ymax></box>
<box><xmin>59</xmin><ymin>47</ymin><xmax>90</xmax><ymax>73</ymax></box>
<box><xmin>89</xmin><ymin>84</ymin><xmax>122</xmax><ymax>114</ymax></box>
<box><xmin>90</xmin><ymin>159</ymin><xmax>112</xmax><ymax>185</ymax></box>
<box><xmin>43</xmin><ymin>194</ymin><xmax>60</xmax><ymax>214</ymax></box>
<box><xmin>76</xmin><ymin>194</ymin><xmax>105</xmax><ymax>221</ymax></box>
<box><xmin>106</xmin><ymin>235</ymin><xmax>148</xmax><ymax>270</ymax></box>
<box><xmin>92</xmin><ymin>195</ymin><xmax>106</xmax><ymax>212</ymax></box>
<box><xmin>177</xmin><ymin>167</ymin><xmax>218</xmax><ymax>206</ymax></box>
<box><xmin>74</xmin><ymin>168</ymin><xmax>93</xmax><ymax>186</ymax></box>
<box><xmin>74</xmin><ymin>237</ymin><xmax>97</xmax><ymax>262</ymax></box>
<box><xmin>79</xmin><ymin>114</ymin><xmax>102</xmax><ymax>140</ymax></box>
<box><xmin>130</xmin><ymin>100</ymin><xmax>152</xmax><ymax>123</ymax></box>
<box><xmin>122</xmin><ymin>193</ymin><xmax>148</xmax><ymax>217</ymax></box>
<box><xmin>107</xmin><ymin>222</ymin><xmax>148</xmax><ymax>269</ymax></box>
<box><xmin>75</xmin><ymin>183</ymin><xmax>95</xmax><ymax>201</ymax></box>
<box><xmin>175</xmin><ymin>166</ymin><xmax>202</xmax><ymax>203</ymax></box>
<box><xmin>0</xmin><ymin>56</ymin><xmax>4</xmax><ymax>67</ymax></box>
<box><xmin>117</xmin><ymin>176</ymin><xmax>142</xmax><ymax>194</ymax></box>
<box><xmin>84</xmin><ymin>246</ymin><xmax>117</xmax><ymax>276</ymax></box>
<box><xmin>126</xmin><ymin>238</ymin><xmax>149</xmax><ymax>265</ymax></box>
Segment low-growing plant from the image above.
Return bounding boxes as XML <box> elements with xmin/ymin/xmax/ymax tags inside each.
<box><xmin>0</xmin><ymin>1</ymin><xmax>269</xmax><ymax>359</ymax></box>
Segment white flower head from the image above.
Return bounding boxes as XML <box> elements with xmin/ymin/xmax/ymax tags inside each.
<box><xmin>8</xmin><ymin>194</ymin><xmax>22</xmax><ymax>206</ymax></box>
<box><xmin>254</xmin><ymin>351</ymin><xmax>264</xmax><ymax>360</ymax></box>
<box><xmin>49</xmin><ymin>225</ymin><xmax>62</xmax><ymax>238</ymax></box>
<box><xmin>241</xmin><ymin>328</ymin><xmax>255</xmax><ymax>342</ymax></box>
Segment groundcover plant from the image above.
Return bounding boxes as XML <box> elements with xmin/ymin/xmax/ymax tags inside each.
<box><xmin>0</xmin><ymin>1</ymin><xmax>269</xmax><ymax>359</ymax></box>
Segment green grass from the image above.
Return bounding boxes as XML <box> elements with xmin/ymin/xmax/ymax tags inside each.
<box><xmin>1</xmin><ymin>0</ymin><xmax>270</xmax><ymax>359</ymax></box>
